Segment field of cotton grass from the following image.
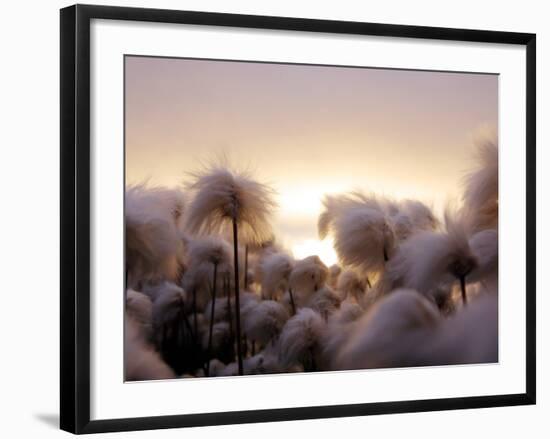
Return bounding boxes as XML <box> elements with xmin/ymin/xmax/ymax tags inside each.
<box><xmin>124</xmin><ymin>138</ymin><xmax>498</xmax><ymax>381</ymax></box>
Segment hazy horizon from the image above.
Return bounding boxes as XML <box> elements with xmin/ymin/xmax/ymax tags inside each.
<box><xmin>125</xmin><ymin>56</ymin><xmax>498</xmax><ymax>265</ymax></box>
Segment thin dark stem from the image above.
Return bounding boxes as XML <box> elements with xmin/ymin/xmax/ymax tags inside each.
<box><xmin>244</xmin><ymin>245</ymin><xmax>249</xmax><ymax>289</ymax></box>
<box><xmin>232</xmin><ymin>218</ymin><xmax>244</xmax><ymax>375</ymax></box>
<box><xmin>366</xmin><ymin>276</ymin><xmax>372</xmax><ymax>289</ymax></box>
<box><xmin>206</xmin><ymin>262</ymin><xmax>218</xmax><ymax>377</ymax></box>
<box><xmin>189</xmin><ymin>288</ymin><xmax>201</xmax><ymax>372</ymax></box>
<box><xmin>309</xmin><ymin>346</ymin><xmax>317</xmax><ymax>372</ymax></box>
<box><xmin>182</xmin><ymin>312</ymin><xmax>196</xmax><ymax>347</ymax></box>
<box><xmin>288</xmin><ymin>287</ymin><xmax>297</xmax><ymax>315</ymax></box>
<box><xmin>192</xmin><ymin>288</ymin><xmax>198</xmax><ymax>339</ymax></box>
<box><xmin>459</xmin><ymin>275</ymin><xmax>468</xmax><ymax>306</ymax></box>
<box><xmin>225</xmin><ymin>275</ymin><xmax>234</xmax><ymax>342</ymax></box>
<box><xmin>383</xmin><ymin>246</ymin><xmax>389</xmax><ymax>262</ymax></box>
<box><xmin>176</xmin><ymin>262</ymin><xmax>185</xmax><ymax>286</ymax></box>
<box><xmin>243</xmin><ymin>333</ymin><xmax>248</xmax><ymax>358</ymax></box>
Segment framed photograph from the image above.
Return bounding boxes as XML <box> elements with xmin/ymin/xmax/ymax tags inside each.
<box><xmin>60</xmin><ymin>4</ymin><xmax>536</xmax><ymax>434</ymax></box>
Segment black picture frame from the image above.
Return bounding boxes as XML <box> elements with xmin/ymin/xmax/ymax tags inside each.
<box><xmin>60</xmin><ymin>4</ymin><xmax>536</xmax><ymax>434</ymax></box>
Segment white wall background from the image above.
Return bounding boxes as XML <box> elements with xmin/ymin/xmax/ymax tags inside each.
<box><xmin>0</xmin><ymin>0</ymin><xmax>546</xmax><ymax>437</ymax></box>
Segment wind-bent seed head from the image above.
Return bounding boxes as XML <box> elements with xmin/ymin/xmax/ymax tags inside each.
<box><xmin>184</xmin><ymin>165</ymin><xmax>277</xmax><ymax>245</ymax></box>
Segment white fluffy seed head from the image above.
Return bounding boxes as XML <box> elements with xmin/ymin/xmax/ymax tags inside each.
<box><xmin>319</xmin><ymin>193</ymin><xmax>436</xmax><ymax>271</ymax></box>
<box><xmin>336</xmin><ymin>269</ymin><xmax>366</xmax><ymax>302</ymax></box>
<box><xmin>126</xmin><ymin>290</ymin><xmax>153</xmax><ymax>341</ymax></box>
<box><xmin>219</xmin><ymin>351</ymin><xmax>283</xmax><ymax>376</ymax></box>
<box><xmin>125</xmin><ymin>316</ymin><xmax>175</xmax><ymax>381</ymax></box>
<box><xmin>335</xmin><ymin>289</ymin><xmax>441</xmax><ymax>370</ymax></box>
<box><xmin>125</xmin><ymin>185</ymin><xmax>184</xmax><ymax>287</ymax></box>
<box><xmin>278</xmin><ymin>308</ymin><xmax>325</xmax><ymax>369</ymax></box>
<box><xmin>329</xmin><ymin>300</ymin><xmax>364</xmax><ymax>326</ymax></box>
<box><xmin>305</xmin><ymin>286</ymin><xmax>341</xmax><ymax>318</ymax></box>
<box><xmin>126</xmin><ymin>289</ymin><xmax>152</xmax><ymax>323</ymax></box>
<box><xmin>185</xmin><ymin>235</ymin><xmax>233</xmax><ymax>267</ymax></box>
<box><xmin>207</xmin><ymin>359</ymin><xmax>227</xmax><ymax>377</ymax></box>
<box><xmin>321</xmin><ymin>300</ymin><xmax>364</xmax><ymax>368</ymax></box>
<box><xmin>289</xmin><ymin>256</ymin><xmax>329</xmax><ymax>298</ymax></box>
<box><xmin>151</xmin><ymin>286</ymin><xmax>190</xmax><ymax>342</ymax></box>
<box><xmin>385</xmin><ymin>231</ymin><xmax>448</xmax><ymax>294</ymax></box>
<box><xmin>240</xmin><ymin>290</ymin><xmax>261</xmax><ymax>308</ymax></box>
<box><xmin>318</xmin><ymin>195</ymin><xmax>349</xmax><ymax>239</ymax></box>
<box><xmin>184</xmin><ymin>165</ymin><xmax>276</xmax><ymax>245</ymax></box>
<box><xmin>181</xmin><ymin>236</ymin><xmax>233</xmax><ymax>310</ymax></box>
<box><xmin>318</xmin><ymin>192</ymin><xmax>379</xmax><ymax>239</ymax></box>
<box><xmin>462</xmin><ymin>139</ymin><xmax>498</xmax><ymax>232</ymax></box>
<box><xmin>333</xmin><ymin>206</ymin><xmax>395</xmax><ymax>273</ymax></box>
<box><xmin>399</xmin><ymin>199</ymin><xmax>439</xmax><ymax>233</ymax></box>
<box><xmin>384</xmin><ymin>209</ymin><xmax>477</xmax><ymax>298</ymax></box>
<box><xmin>141</xmin><ymin>281</ymin><xmax>184</xmax><ymax>303</ymax></box>
<box><xmin>243</xmin><ymin>300</ymin><xmax>290</xmax><ymax>344</ymax></box>
<box><xmin>384</xmin><ymin>198</ymin><xmax>439</xmax><ymax>244</ymax></box>
<box><xmin>390</xmin><ymin>212</ymin><xmax>414</xmax><ymax>242</ymax></box>
<box><xmin>260</xmin><ymin>252</ymin><xmax>294</xmax><ymax>300</ymax></box>
<box><xmin>203</xmin><ymin>295</ymin><xmax>233</xmax><ymax>325</ymax></box>
<box><xmin>417</xmin><ymin>293</ymin><xmax>498</xmax><ymax>365</ymax></box>
<box><xmin>126</xmin><ymin>184</ymin><xmax>186</xmax><ymax>228</ymax></box>
<box><xmin>327</xmin><ymin>264</ymin><xmax>342</xmax><ymax>288</ymax></box>
<box><xmin>202</xmin><ymin>321</ymin><xmax>231</xmax><ymax>353</ymax></box>
<box><xmin>468</xmin><ymin>229</ymin><xmax>498</xmax><ymax>286</ymax></box>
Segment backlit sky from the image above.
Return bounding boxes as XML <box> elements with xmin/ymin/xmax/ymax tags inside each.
<box><xmin>125</xmin><ymin>56</ymin><xmax>497</xmax><ymax>265</ymax></box>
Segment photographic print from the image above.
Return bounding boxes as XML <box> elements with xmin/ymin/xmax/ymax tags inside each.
<box><xmin>123</xmin><ymin>55</ymin><xmax>499</xmax><ymax>381</ymax></box>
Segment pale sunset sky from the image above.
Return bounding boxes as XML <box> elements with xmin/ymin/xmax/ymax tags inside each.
<box><xmin>125</xmin><ymin>56</ymin><xmax>497</xmax><ymax>265</ymax></box>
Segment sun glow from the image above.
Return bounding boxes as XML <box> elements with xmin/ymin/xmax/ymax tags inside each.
<box><xmin>292</xmin><ymin>238</ymin><xmax>339</xmax><ymax>267</ymax></box>
<box><xmin>275</xmin><ymin>182</ymin><xmax>352</xmax><ymax>214</ymax></box>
